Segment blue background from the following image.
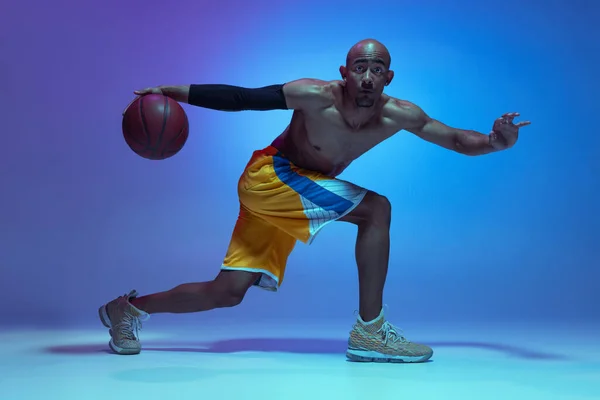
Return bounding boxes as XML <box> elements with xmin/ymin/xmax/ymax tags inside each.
<box><xmin>1</xmin><ymin>0</ymin><xmax>598</xmax><ymax>328</ymax></box>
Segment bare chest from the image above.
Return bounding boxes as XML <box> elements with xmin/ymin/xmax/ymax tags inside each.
<box><xmin>300</xmin><ymin>107</ymin><xmax>393</xmax><ymax>162</ymax></box>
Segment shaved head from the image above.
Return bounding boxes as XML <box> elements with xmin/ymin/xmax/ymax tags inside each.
<box><xmin>340</xmin><ymin>39</ymin><xmax>394</xmax><ymax>108</ymax></box>
<box><xmin>346</xmin><ymin>39</ymin><xmax>391</xmax><ymax>68</ymax></box>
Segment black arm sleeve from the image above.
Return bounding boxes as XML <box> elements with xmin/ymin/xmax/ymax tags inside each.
<box><xmin>187</xmin><ymin>84</ymin><xmax>288</xmax><ymax>111</ymax></box>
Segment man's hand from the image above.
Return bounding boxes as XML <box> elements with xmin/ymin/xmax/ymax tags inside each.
<box><xmin>123</xmin><ymin>86</ymin><xmax>173</xmax><ymax>116</ymax></box>
<box><xmin>134</xmin><ymin>86</ymin><xmax>164</xmax><ymax>95</ymax></box>
<box><xmin>489</xmin><ymin>112</ymin><xmax>531</xmax><ymax>151</ymax></box>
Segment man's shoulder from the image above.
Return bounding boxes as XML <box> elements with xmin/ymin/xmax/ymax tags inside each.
<box><xmin>292</xmin><ymin>79</ymin><xmax>344</xmax><ymax>100</ymax></box>
<box><xmin>284</xmin><ymin>78</ymin><xmax>341</xmax><ymax>91</ymax></box>
<box><xmin>282</xmin><ymin>79</ymin><xmax>342</xmax><ymax>110</ymax></box>
<box><xmin>381</xmin><ymin>95</ymin><xmax>427</xmax><ymax>129</ymax></box>
<box><xmin>382</xmin><ymin>95</ymin><xmax>418</xmax><ymax>115</ymax></box>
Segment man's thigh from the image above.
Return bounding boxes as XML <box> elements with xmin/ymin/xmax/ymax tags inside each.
<box><xmin>221</xmin><ymin>206</ymin><xmax>296</xmax><ymax>291</ymax></box>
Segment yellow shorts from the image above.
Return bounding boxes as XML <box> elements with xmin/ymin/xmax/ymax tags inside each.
<box><xmin>221</xmin><ymin>146</ymin><xmax>368</xmax><ymax>291</ymax></box>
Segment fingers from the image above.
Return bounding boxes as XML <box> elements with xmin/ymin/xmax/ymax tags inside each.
<box><xmin>124</xmin><ymin>87</ymin><xmax>162</xmax><ymax>115</ymax></box>
<box><xmin>133</xmin><ymin>87</ymin><xmax>161</xmax><ymax>95</ymax></box>
<box><xmin>515</xmin><ymin>121</ymin><xmax>531</xmax><ymax>128</ymax></box>
<box><xmin>501</xmin><ymin>112</ymin><xmax>519</xmax><ymax>123</ymax></box>
<box><xmin>498</xmin><ymin>112</ymin><xmax>531</xmax><ymax>128</ymax></box>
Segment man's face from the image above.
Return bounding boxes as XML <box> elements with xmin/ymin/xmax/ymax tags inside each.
<box><xmin>342</xmin><ymin>56</ymin><xmax>392</xmax><ymax>108</ymax></box>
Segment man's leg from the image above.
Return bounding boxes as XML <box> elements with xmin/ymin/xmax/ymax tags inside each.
<box><xmin>129</xmin><ymin>270</ymin><xmax>260</xmax><ymax>314</ymax></box>
<box><xmin>339</xmin><ymin>191</ymin><xmax>391</xmax><ymax>322</ymax></box>
<box><xmin>230</xmin><ymin>147</ymin><xmax>432</xmax><ymax>362</ymax></box>
<box><xmin>99</xmin><ymin>205</ymin><xmax>294</xmax><ymax>355</ymax></box>
<box><xmin>99</xmin><ymin>146</ymin><xmax>297</xmax><ymax>355</ymax></box>
<box><xmin>98</xmin><ymin>270</ymin><xmax>259</xmax><ymax>355</ymax></box>
<box><xmin>337</xmin><ymin>191</ymin><xmax>433</xmax><ymax>363</ymax></box>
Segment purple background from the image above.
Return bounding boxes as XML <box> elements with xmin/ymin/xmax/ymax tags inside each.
<box><xmin>1</xmin><ymin>0</ymin><xmax>598</xmax><ymax>329</ymax></box>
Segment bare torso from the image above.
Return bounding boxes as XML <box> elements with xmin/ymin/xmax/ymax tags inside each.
<box><xmin>271</xmin><ymin>81</ymin><xmax>401</xmax><ymax>177</ymax></box>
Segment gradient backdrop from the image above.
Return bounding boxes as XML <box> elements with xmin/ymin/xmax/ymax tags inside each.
<box><xmin>1</xmin><ymin>0</ymin><xmax>598</xmax><ymax>330</ymax></box>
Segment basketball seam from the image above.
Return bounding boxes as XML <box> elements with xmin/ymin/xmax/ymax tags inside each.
<box><xmin>157</xmin><ymin>95</ymin><xmax>168</xmax><ymax>158</ymax></box>
<box><xmin>165</xmin><ymin>121</ymin><xmax>187</xmax><ymax>151</ymax></box>
<box><xmin>139</xmin><ymin>96</ymin><xmax>151</xmax><ymax>152</ymax></box>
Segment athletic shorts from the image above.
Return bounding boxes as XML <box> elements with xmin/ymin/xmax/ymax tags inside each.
<box><xmin>221</xmin><ymin>146</ymin><xmax>367</xmax><ymax>291</ymax></box>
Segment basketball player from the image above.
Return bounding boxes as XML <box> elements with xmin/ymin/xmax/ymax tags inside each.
<box><xmin>99</xmin><ymin>39</ymin><xmax>530</xmax><ymax>362</ymax></box>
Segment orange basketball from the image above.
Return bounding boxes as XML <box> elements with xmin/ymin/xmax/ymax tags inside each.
<box><xmin>122</xmin><ymin>94</ymin><xmax>189</xmax><ymax>160</ymax></box>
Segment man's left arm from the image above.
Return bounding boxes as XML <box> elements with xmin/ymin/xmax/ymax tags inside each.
<box><xmin>391</xmin><ymin>100</ymin><xmax>530</xmax><ymax>156</ymax></box>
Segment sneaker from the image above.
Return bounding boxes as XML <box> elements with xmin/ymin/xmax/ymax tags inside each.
<box><xmin>346</xmin><ymin>310</ymin><xmax>433</xmax><ymax>363</ymax></box>
<box><xmin>98</xmin><ymin>290</ymin><xmax>149</xmax><ymax>355</ymax></box>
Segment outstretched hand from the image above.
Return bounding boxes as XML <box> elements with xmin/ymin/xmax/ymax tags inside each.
<box><xmin>122</xmin><ymin>87</ymin><xmax>164</xmax><ymax>116</ymax></box>
<box><xmin>134</xmin><ymin>87</ymin><xmax>163</xmax><ymax>95</ymax></box>
<box><xmin>489</xmin><ymin>112</ymin><xmax>531</xmax><ymax>151</ymax></box>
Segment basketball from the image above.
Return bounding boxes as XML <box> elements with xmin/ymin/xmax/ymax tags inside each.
<box><xmin>122</xmin><ymin>94</ymin><xmax>189</xmax><ymax>160</ymax></box>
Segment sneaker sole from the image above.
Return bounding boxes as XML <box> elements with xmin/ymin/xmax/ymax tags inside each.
<box><xmin>108</xmin><ymin>337</ymin><xmax>141</xmax><ymax>355</ymax></box>
<box><xmin>346</xmin><ymin>348</ymin><xmax>433</xmax><ymax>363</ymax></box>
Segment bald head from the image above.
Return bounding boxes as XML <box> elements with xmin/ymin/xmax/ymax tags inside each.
<box><xmin>346</xmin><ymin>39</ymin><xmax>391</xmax><ymax>68</ymax></box>
<box><xmin>340</xmin><ymin>39</ymin><xmax>394</xmax><ymax>108</ymax></box>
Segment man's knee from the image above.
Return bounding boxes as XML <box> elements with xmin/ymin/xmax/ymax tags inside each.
<box><xmin>356</xmin><ymin>192</ymin><xmax>392</xmax><ymax>227</ymax></box>
<box><xmin>211</xmin><ymin>270</ymin><xmax>259</xmax><ymax>308</ymax></box>
<box><xmin>211</xmin><ymin>283</ymin><xmax>248</xmax><ymax>308</ymax></box>
<box><xmin>214</xmin><ymin>289</ymin><xmax>246</xmax><ymax>308</ymax></box>
<box><xmin>371</xmin><ymin>193</ymin><xmax>392</xmax><ymax>226</ymax></box>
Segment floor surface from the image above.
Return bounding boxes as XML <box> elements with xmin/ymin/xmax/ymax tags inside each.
<box><xmin>2</xmin><ymin>321</ymin><xmax>599</xmax><ymax>399</ymax></box>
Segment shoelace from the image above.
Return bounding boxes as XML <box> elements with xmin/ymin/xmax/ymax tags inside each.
<box><xmin>377</xmin><ymin>321</ymin><xmax>409</xmax><ymax>345</ymax></box>
<box><xmin>116</xmin><ymin>311</ymin><xmax>143</xmax><ymax>340</ymax></box>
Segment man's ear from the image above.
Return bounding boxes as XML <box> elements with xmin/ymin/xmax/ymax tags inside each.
<box><xmin>339</xmin><ymin>65</ymin><xmax>347</xmax><ymax>80</ymax></box>
<box><xmin>386</xmin><ymin>70</ymin><xmax>395</xmax><ymax>86</ymax></box>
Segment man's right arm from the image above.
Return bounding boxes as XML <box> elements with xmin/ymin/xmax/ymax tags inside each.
<box><xmin>139</xmin><ymin>79</ymin><xmax>334</xmax><ymax>112</ymax></box>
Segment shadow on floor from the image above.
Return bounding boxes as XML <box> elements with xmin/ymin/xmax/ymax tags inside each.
<box><xmin>44</xmin><ymin>338</ymin><xmax>569</xmax><ymax>361</ymax></box>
